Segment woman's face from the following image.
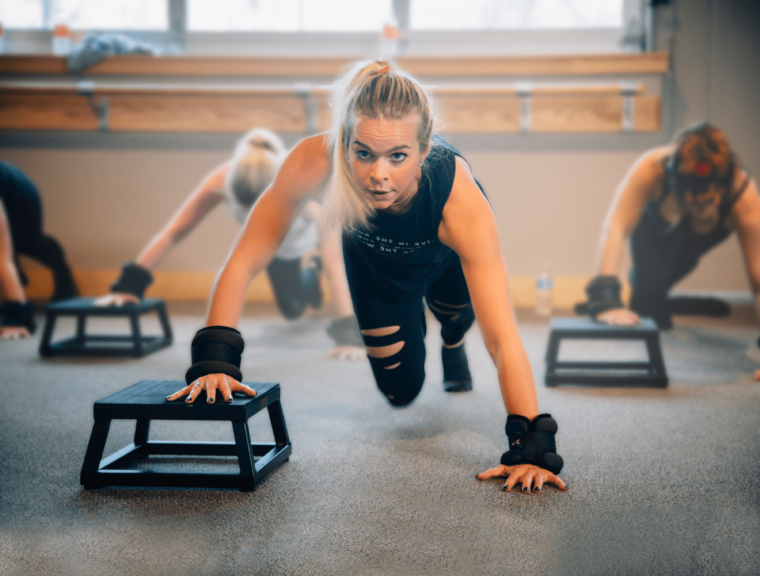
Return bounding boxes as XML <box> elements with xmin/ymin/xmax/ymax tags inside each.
<box><xmin>349</xmin><ymin>115</ymin><xmax>427</xmax><ymax>212</ymax></box>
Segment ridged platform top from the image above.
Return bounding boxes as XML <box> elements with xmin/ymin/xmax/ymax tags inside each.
<box><xmin>549</xmin><ymin>317</ymin><xmax>659</xmax><ymax>333</ymax></box>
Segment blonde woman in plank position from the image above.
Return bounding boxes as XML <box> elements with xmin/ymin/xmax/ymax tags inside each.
<box><xmin>168</xmin><ymin>61</ymin><xmax>568</xmax><ymax>493</ymax></box>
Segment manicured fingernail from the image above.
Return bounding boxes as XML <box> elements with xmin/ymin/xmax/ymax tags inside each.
<box><xmin>523</xmin><ymin>486</ymin><xmax>529</xmax><ymax>492</ymax></box>
<box><xmin>502</xmin><ymin>485</ymin><xmax>510</xmax><ymax>491</ymax></box>
<box><xmin>226</xmin><ymin>396</ymin><xmax>232</xmax><ymax>402</ymax></box>
<box><xmin>165</xmin><ymin>396</ymin><xmax>172</xmax><ymax>400</ymax></box>
<box><xmin>534</xmin><ymin>487</ymin><xmax>541</xmax><ymax>492</ymax></box>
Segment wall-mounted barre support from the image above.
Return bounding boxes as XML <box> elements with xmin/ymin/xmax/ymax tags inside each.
<box><xmin>294</xmin><ymin>83</ymin><xmax>318</xmax><ymax>134</ymax></box>
<box><xmin>77</xmin><ymin>81</ymin><xmax>109</xmax><ymax>131</ymax></box>
<box><xmin>516</xmin><ymin>82</ymin><xmax>532</xmax><ymax>133</ymax></box>
<box><xmin>620</xmin><ymin>81</ymin><xmax>638</xmax><ymax>133</ymax></box>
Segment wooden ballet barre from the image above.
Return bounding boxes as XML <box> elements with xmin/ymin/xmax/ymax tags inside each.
<box><xmin>0</xmin><ymin>81</ymin><xmax>659</xmax><ymax>133</ymax></box>
<box><xmin>0</xmin><ymin>53</ymin><xmax>670</xmax><ymax>78</ymax></box>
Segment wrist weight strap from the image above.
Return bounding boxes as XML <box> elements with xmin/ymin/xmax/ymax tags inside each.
<box><xmin>500</xmin><ymin>414</ymin><xmax>564</xmax><ymax>475</ymax></box>
<box><xmin>110</xmin><ymin>262</ymin><xmax>153</xmax><ymax>299</ymax></box>
<box><xmin>326</xmin><ymin>315</ymin><xmax>364</xmax><ymax>347</ymax></box>
<box><xmin>185</xmin><ymin>326</ymin><xmax>245</xmax><ymax>385</ymax></box>
<box><xmin>585</xmin><ymin>275</ymin><xmax>624</xmax><ymax>318</ymax></box>
<box><xmin>1</xmin><ymin>301</ymin><xmax>36</xmax><ymax>333</ymax></box>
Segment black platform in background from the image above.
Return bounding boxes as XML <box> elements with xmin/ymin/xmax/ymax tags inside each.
<box><xmin>80</xmin><ymin>380</ymin><xmax>291</xmax><ymax>492</ymax></box>
<box><xmin>39</xmin><ymin>297</ymin><xmax>172</xmax><ymax>358</ymax></box>
<box><xmin>545</xmin><ymin>317</ymin><xmax>668</xmax><ymax>388</ymax></box>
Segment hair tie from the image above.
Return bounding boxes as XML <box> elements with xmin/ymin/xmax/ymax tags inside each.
<box><xmin>377</xmin><ymin>65</ymin><xmax>390</xmax><ymax>75</ymax></box>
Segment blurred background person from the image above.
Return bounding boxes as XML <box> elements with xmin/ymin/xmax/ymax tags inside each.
<box><xmin>96</xmin><ymin>128</ymin><xmax>365</xmax><ymax>360</ymax></box>
<box><xmin>578</xmin><ymin>122</ymin><xmax>760</xmax><ymax>332</ymax></box>
<box><xmin>0</xmin><ymin>161</ymin><xmax>78</xmax><ymax>340</ymax></box>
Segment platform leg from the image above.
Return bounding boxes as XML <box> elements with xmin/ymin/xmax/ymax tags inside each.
<box><xmin>129</xmin><ymin>312</ymin><xmax>144</xmax><ymax>358</ymax></box>
<box><xmin>75</xmin><ymin>314</ymin><xmax>87</xmax><ymax>342</ymax></box>
<box><xmin>267</xmin><ymin>401</ymin><xmax>291</xmax><ymax>449</ymax></box>
<box><xmin>544</xmin><ymin>333</ymin><xmax>562</xmax><ymax>386</ymax></box>
<box><xmin>134</xmin><ymin>419</ymin><xmax>150</xmax><ymax>445</ymax></box>
<box><xmin>232</xmin><ymin>422</ymin><xmax>256</xmax><ymax>491</ymax></box>
<box><xmin>80</xmin><ymin>419</ymin><xmax>112</xmax><ymax>488</ymax></box>
<box><xmin>38</xmin><ymin>313</ymin><xmax>58</xmax><ymax>357</ymax></box>
<box><xmin>645</xmin><ymin>334</ymin><xmax>669</xmax><ymax>386</ymax></box>
<box><xmin>156</xmin><ymin>301</ymin><xmax>173</xmax><ymax>345</ymax></box>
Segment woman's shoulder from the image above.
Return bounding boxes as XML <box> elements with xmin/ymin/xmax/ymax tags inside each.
<box><xmin>278</xmin><ymin>133</ymin><xmax>332</xmax><ymax>194</ymax></box>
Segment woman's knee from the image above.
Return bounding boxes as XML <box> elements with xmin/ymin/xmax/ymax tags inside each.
<box><xmin>362</xmin><ymin>325</ymin><xmax>425</xmax><ymax>407</ymax></box>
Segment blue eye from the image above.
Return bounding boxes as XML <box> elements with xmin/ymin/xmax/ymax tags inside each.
<box><xmin>391</xmin><ymin>153</ymin><xmax>407</xmax><ymax>162</ymax></box>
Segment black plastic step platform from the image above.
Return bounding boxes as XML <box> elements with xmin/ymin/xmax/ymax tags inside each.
<box><xmin>39</xmin><ymin>297</ymin><xmax>172</xmax><ymax>358</ymax></box>
<box><xmin>545</xmin><ymin>317</ymin><xmax>668</xmax><ymax>388</ymax></box>
<box><xmin>80</xmin><ymin>380</ymin><xmax>291</xmax><ymax>492</ymax></box>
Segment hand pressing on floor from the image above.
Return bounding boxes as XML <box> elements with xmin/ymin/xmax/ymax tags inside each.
<box><xmin>165</xmin><ymin>373</ymin><xmax>257</xmax><ymax>404</ymax></box>
<box><xmin>477</xmin><ymin>463</ymin><xmax>567</xmax><ymax>493</ymax></box>
<box><xmin>0</xmin><ymin>326</ymin><xmax>30</xmax><ymax>340</ymax></box>
<box><xmin>326</xmin><ymin>344</ymin><xmax>367</xmax><ymax>361</ymax></box>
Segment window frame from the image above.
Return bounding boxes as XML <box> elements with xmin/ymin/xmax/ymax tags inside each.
<box><xmin>1</xmin><ymin>0</ymin><xmax>646</xmax><ymax>56</ymax></box>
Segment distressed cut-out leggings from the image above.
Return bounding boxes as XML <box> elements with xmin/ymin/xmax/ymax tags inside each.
<box><xmin>345</xmin><ymin>254</ymin><xmax>475</xmax><ymax>407</ymax></box>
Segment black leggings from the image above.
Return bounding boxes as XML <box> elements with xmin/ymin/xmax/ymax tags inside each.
<box><xmin>2</xmin><ymin>167</ymin><xmax>77</xmax><ymax>301</ymax></box>
<box><xmin>345</xmin><ymin>254</ymin><xmax>476</xmax><ymax>407</ymax></box>
<box><xmin>265</xmin><ymin>256</ymin><xmax>321</xmax><ymax>320</ymax></box>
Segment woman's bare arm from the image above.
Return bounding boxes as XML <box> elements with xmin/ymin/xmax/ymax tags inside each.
<box><xmin>595</xmin><ymin>147</ymin><xmax>667</xmax><ymax>275</ymax></box>
<box><xmin>731</xmin><ymin>175</ymin><xmax>760</xmax><ymax>319</ymax></box>
<box><xmin>206</xmin><ymin>135</ymin><xmax>332</xmax><ymax>327</ymax></box>
<box><xmin>134</xmin><ymin>163</ymin><xmax>229</xmax><ymax>270</ymax></box>
<box><xmin>438</xmin><ymin>157</ymin><xmax>537</xmax><ymax>418</ymax></box>
<box><xmin>0</xmin><ymin>200</ymin><xmax>26</xmax><ymax>303</ymax></box>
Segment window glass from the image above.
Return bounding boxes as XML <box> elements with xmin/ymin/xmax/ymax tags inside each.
<box><xmin>0</xmin><ymin>0</ymin><xmax>45</xmax><ymax>28</ymax></box>
<box><xmin>188</xmin><ymin>0</ymin><xmax>391</xmax><ymax>32</ymax></box>
<box><xmin>0</xmin><ymin>0</ymin><xmax>168</xmax><ymax>30</ymax></box>
<box><xmin>411</xmin><ymin>0</ymin><xmax>624</xmax><ymax>30</ymax></box>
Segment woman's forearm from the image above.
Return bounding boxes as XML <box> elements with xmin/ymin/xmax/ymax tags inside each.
<box><xmin>487</xmin><ymin>331</ymin><xmax>539</xmax><ymax>419</ymax></box>
<box><xmin>135</xmin><ymin>231</ymin><xmax>175</xmax><ymax>270</ymax></box>
<box><xmin>206</xmin><ymin>262</ymin><xmax>255</xmax><ymax>328</ymax></box>
<box><xmin>0</xmin><ymin>260</ymin><xmax>26</xmax><ymax>302</ymax></box>
<box><xmin>595</xmin><ymin>223</ymin><xmax>627</xmax><ymax>277</ymax></box>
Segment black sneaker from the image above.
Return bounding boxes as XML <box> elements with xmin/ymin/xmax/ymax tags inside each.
<box><xmin>304</xmin><ymin>255</ymin><xmax>323</xmax><ymax>310</ymax></box>
<box><xmin>442</xmin><ymin>343</ymin><xmax>472</xmax><ymax>392</ymax></box>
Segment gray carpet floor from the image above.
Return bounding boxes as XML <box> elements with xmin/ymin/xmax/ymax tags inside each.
<box><xmin>1</xmin><ymin>303</ymin><xmax>759</xmax><ymax>576</ymax></box>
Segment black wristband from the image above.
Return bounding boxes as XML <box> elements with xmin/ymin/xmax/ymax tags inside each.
<box><xmin>585</xmin><ymin>275</ymin><xmax>624</xmax><ymax>318</ymax></box>
<box><xmin>110</xmin><ymin>262</ymin><xmax>153</xmax><ymax>299</ymax></box>
<box><xmin>326</xmin><ymin>315</ymin><xmax>364</xmax><ymax>347</ymax></box>
<box><xmin>1</xmin><ymin>301</ymin><xmax>36</xmax><ymax>333</ymax></box>
<box><xmin>500</xmin><ymin>413</ymin><xmax>563</xmax><ymax>474</ymax></box>
<box><xmin>185</xmin><ymin>326</ymin><xmax>245</xmax><ymax>384</ymax></box>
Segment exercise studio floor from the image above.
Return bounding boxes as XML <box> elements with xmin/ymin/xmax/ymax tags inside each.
<box><xmin>1</xmin><ymin>303</ymin><xmax>759</xmax><ymax>576</ymax></box>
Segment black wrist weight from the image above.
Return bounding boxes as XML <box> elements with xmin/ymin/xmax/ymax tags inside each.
<box><xmin>110</xmin><ymin>262</ymin><xmax>153</xmax><ymax>299</ymax></box>
<box><xmin>1</xmin><ymin>301</ymin><xmax>36</xmax><ymax>333</ymax></box>
<box><xmin>585</xmin><ymin>275</ymin><xmax>624</xmax><ymax>318</ymax></box>
<box><xmin>185</xmin><ymin>326</ymin><xmax>245</xmax><ymax>385</ymax></box>
<box><xmin>500</xmin><ymin>414</ymin><xmax>563</xmax><ymax>475</ymax></box>
<box><xmin>326</xmin><ymin>315</ymin><xmax>364</xmax><ymax>347</ymax></box>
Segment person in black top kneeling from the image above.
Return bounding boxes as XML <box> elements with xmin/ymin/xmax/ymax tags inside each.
<box><xmin>0</xmin><ymin>162</ymin><xmax>78</xmax><ymax>340</ymax></box>
<box><xmin>167</xmin><ymin>60</ymin><xmax>567</xmax><ymax>493</ymax></box>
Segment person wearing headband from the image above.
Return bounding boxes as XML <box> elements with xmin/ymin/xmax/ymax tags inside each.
<box><xmin>0</xmin><ymin>162</ymin><xmax>78</xmax><ymax>339</ymax></box>
<box><xmin>98</xmin><ymin>128</ymin><xmax>364</xmax><ymax>360</ymax></box>
<box><xmin>578</xmin><ymin>122</ymin><xmax>760</xmax><ymax>372</ymax></box>
<box><xmin>167</xmin><ymin>60</ymin><xmax>568</xmax><ymax>494</ymax></box>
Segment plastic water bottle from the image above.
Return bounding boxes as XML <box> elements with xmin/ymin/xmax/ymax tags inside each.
<box><xmin>380</xmin><ymin>10</ymin><xmax>401</xmax><ymax>58</ymax></box>
<box><xmin>52</xmin><ymin>24</ymin><xmax>71</xmax><ymax>56</ymax></box>
<box><xmin>535</xmin><ymin>264</ymin><xmax>553</xmax><ymax>317</ymax></box>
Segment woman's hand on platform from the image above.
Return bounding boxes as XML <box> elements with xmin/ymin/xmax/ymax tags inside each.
<box><xmin>0</xmin><ymin>326</ymin><xmax>30</xmax><ymax>340</ymax></box>
<box><xmin>94</xmin><ymin>292</ymin><xmax>140</xmax><ymax>307</ymax></box>
<box><xmin>165</xmin><ymin>373</ymin><xmax>258</xmax><ymax>404</ymax></box>
<box><xmin>325</xmin><ymin>345</ymin><xmax>367</xmax><ymax>361</ymax></box>
<box><xmin>476</xmin><ymin>463</ymin><xmax>567</xmax><ymax>494</ymax></box>
<box><xmin>596</xmin><ymin>308</ymin><xmax>640</xmax><ymax>326</ymax></box>
<box><xmin>753</xmin><ymin>369</ymin><xmax>760</xmax><ymax>381</ymax></box>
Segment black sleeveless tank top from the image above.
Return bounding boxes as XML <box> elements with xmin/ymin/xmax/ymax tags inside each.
<box><xmin>343</xmin><ymin>136</ymin><xmax>473</xmax><ymax>298</ymax></box>
<box><xmin>634</xmin><ymin>168</ymin><xmax>751</xmax><ymax>261</ymax></box>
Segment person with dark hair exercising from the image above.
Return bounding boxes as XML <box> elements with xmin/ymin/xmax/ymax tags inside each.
<box><xmin>577</xmin><ymin>122</ymin><xmax>760</xmax><ymax>375</ymax></box>
<box><xmin>97</xmin><ymin>128</ymin><xmax>364</xmax><ymax>360</ymax></box>
<box><xmin>0</xmin><ymin>162</ymin><xmax>78</xmax><ymax>339</ymax></box>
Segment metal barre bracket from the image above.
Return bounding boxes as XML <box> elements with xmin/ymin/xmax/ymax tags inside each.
<box><xmin>77</xmin><ymin>81</ymin><xmax>109</xmax><ymax>131</ymax></box>
<box><xmin>294</xmin><ymin>83</ymin><xmax>318</xmax><ymax>134</ymax></box>
<box><xmin>516</xmin><ymin>82</ymin><xmax>532</xmax><ymax>134</ymax></box>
